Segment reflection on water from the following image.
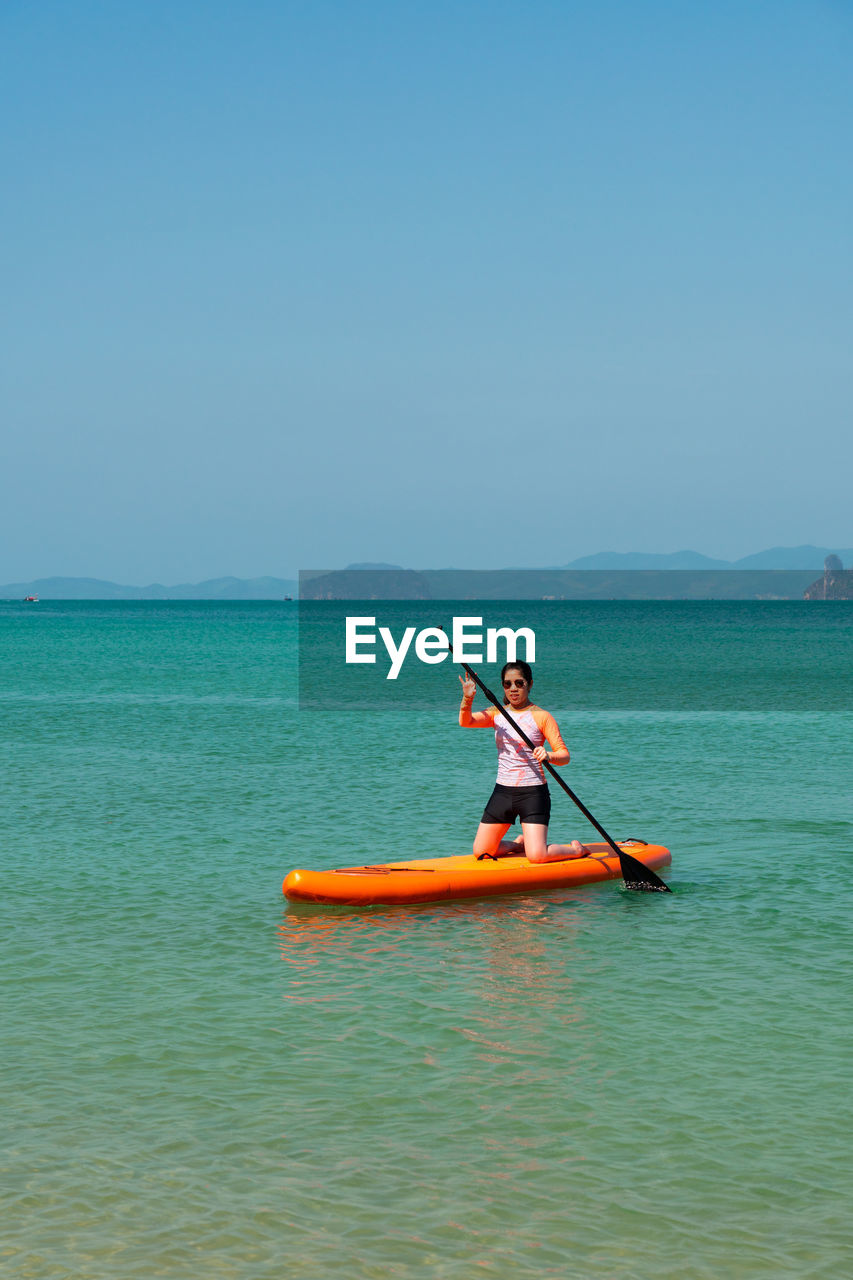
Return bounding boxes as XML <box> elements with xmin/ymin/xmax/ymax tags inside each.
<box><xmin>275</xmin><ymin>893</ymin><xmax>617</xmax><ymax>1082</ymax></box>
<box><xmin>277</xmin><ymin>891</ymin><xmax>610</xmax><ymax>977</ymax></box>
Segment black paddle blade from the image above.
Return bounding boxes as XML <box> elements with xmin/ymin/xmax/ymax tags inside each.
<box><xmin>618</xmin><ymin>849</ymin><xmax>672</xmax><ymax>892</ymax></box>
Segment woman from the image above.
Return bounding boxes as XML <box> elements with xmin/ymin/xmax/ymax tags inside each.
<box><xmin>458</xmin><ymin>660</ymin><xmax>588</xmax><ymax>863</ymax></box>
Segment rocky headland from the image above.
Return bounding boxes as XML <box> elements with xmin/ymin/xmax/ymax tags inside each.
<box><xmin>803</xmin><ymin>557</ymin><xmax>853</xmax><ymax>600</ymax></box>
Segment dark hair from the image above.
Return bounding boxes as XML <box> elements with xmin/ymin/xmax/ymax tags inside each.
<box><xmin>501</xmin><ymin>660</ymin><xmax>533</xmax><ymax>704</ymax></box>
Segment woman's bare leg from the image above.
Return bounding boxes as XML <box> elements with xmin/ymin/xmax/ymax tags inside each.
<box><xmin>473</xmin><ymin>822</ymin><xmax>511</xmax><ymax>859</ymax></box>
<box><xmin>520</xmin><ymin>823</ymin><xmax>589</xmax><ymax>863</ymax></box>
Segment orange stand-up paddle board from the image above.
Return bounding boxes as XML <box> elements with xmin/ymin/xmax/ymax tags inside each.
<box><xmin>283</xmin><ymin>840</ymin><xmax>671</xmax><ymax>906</ymax></box>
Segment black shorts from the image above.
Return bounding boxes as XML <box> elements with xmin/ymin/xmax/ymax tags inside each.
<box><xmin>481</xmin><ymin>783</ymin><xmax>551</xmax><ymax>827</ymax></box>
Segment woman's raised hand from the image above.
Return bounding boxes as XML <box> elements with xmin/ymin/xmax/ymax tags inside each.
<box><xmin>459</xmin><ymin>674</ymin><xmax>476</xmax><ymax>701</ymax></box>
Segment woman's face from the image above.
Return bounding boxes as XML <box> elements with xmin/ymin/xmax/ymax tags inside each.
<box><xmin>502</xmin><ymin>668</ymin><xmax>531</xmax><ymax>708</ymax></box>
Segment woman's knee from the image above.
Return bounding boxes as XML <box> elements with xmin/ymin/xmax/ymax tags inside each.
<box><xmin>473</xmin><ymin>822</ymin><xmax>510</xmax><ymax>858</ymax></box>
<box><xmin>520</xmin><ymin>825</ymin><xmax>548</xmax><ymax>862</ymax></box>
<box><xmin>473</xmin><ymin>830</ymin><xmax>502</xmax><ymax>858</ymax></box>
<box><xmin>521</xmin><ymin>839</ymin><xmax>549</xmax><ymax>863</ymax></box>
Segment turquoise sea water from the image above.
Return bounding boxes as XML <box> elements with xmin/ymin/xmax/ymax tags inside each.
<box><xmin>2</xmin><ymin>601</ymin><xmax>851</xmax><ymax>1279</ymax></box>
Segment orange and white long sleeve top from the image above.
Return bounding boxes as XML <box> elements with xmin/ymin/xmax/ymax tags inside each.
<box><xmin>459</xmin><ymin>701</ymin><xmax>569</xmax><ymax>786</ymax></box>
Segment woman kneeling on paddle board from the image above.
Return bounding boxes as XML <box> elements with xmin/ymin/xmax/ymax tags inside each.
<box><xmin>459</xmin><ymin>660</ymin><xmax>588</xmax><ymax>864</ymax></box>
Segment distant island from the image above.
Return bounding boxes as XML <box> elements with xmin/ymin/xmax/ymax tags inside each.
<box><xmin>301</xmin><ymin>567</ymin><xmax>821</xmax><ymax>601</ymax></box>
<box><xmin>298</xmin><ymin>547</ymin><xmax>853</xmax><ymax>601</ymax></box>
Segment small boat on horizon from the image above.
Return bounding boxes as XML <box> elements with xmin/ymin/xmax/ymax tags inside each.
<box><xmin>23</xmin><ymin>595</ymin><xmax>39</xmax><ymax>603</ymax></box>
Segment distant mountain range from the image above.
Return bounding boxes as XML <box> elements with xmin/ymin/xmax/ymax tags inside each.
<box><xmin>1</xmin><ymin>547</ymin><xmax>850</xmax><ymax>598</ymax></box>
<box><xmin>559</xmin><ymin>546</ymin><xmax>853</xmax><ymax>570</ymax></box>
<box><xmin>338</xmin><ymin>546</ymin><xmax>853</xmax><ymax>572</ymax></box>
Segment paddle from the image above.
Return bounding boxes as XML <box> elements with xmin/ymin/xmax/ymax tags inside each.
<box><xmin>457</xmin><ymin>659</ymin><xmax>672</xmax><ymax>893</ymax></box>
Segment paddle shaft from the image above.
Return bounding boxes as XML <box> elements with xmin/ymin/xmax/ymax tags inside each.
<box><xmin>459</xmin><ymin>661</ymin><xmax>672</xmax><ymax>892</ymax></box>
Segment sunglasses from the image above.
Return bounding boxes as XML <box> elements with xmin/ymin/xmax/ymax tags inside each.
<box><xmin>502</xmin><ymin>678</ymin><xmax>528</xmax><ymax>688</ymax></box>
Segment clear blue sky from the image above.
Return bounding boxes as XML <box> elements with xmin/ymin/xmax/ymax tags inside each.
<box><xmin>2</xmin><ymin>0</ymin><xmax>851</xmax><ymax>582</ymax></box>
